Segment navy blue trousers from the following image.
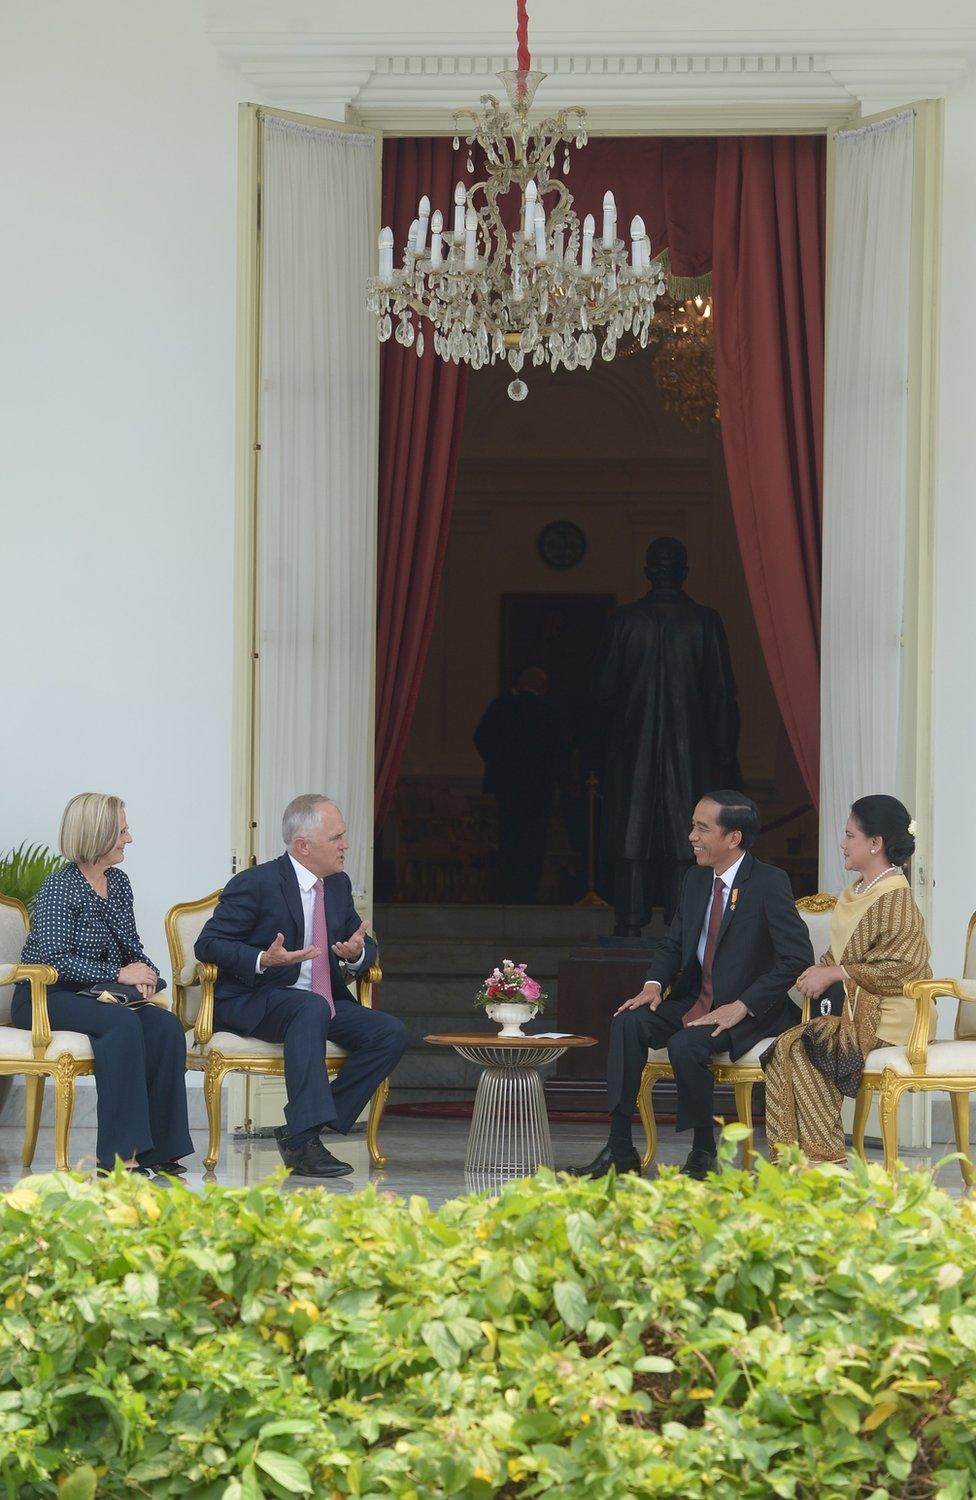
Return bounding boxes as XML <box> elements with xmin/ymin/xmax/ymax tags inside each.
<box><xmin>225</xmin><ymin>988</ymin><xmax>408</xmax><ymax>1138</ymax></box>
<box><xmin>12</xmin><ymin>984</ymin><xmax>193</xmax><ymax>1171</ymax></box>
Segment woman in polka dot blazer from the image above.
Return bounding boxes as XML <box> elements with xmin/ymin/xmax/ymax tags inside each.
<box><xmin>13</xmin><ymin>792</ymin><xmax>192</xmax><ymax>1175</ymax></box>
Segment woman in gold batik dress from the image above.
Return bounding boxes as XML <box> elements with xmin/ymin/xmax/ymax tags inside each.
<box><xmin>762</xmin><ymin>795</ymin><xmax>931</xmax><ymax>1164</ymax></box>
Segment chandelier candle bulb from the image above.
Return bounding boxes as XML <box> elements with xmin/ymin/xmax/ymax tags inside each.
<box><xmin>630</xmin><ymin>216</ymin><xmax>645</xmax><ymax>272</ymax></box>
<box><xmin>533</xmin><ymin>202</ymin><xmax>547</xmax><ymax>259</ymax></box>
<box><xmin>415</xmin><ymin>196</ymin><xmax>430</xmax><ymax>256</ymax></box>
<box><xmin>454</xmin><ymin>181</ymin><xmax>466</xmax><ymax>238</ymax></box>
<box><xmin>602</xmin><ymin>191</ymin><xmax>616</xmax><ymax>249</ymax></box>
<box><xmin>581</xmin><ymin>213</ymin><xmax>595</xmax><ymax>272</ymax></box>
<box><xmin>429</xmin><ymin>210</ymin><xmax>443</xmax><ymax>267</ymax></box>
<box><xmin>523</xmin><ymin>178</ymin><xmax>537</xmax><ymax>241</ymax></box>
<box><xmin>378</xmin><ymin>226</ymin><xmax>394</xmax><ymax>282</ymax></box>
<box><xmin>464</xmin><ymin>205</ymin><xmax>478</xmax><ymax>269</ymax></box>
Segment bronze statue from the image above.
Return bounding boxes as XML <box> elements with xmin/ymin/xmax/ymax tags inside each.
<box><xmin>592</xmin><ymin>537</ymin><xmax>741</xmax><ymax>934</ymax></box>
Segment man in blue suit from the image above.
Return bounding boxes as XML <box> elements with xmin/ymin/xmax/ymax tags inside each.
<box><xmin>195</xmin><ymin>794</ymin><xmax>407</xmax><ymax>1178</ymax></box>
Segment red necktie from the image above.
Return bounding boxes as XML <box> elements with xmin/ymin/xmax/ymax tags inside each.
<box><xmin>310</xmin><ymin>878</ymin><xmax>336</xmax><ymax>1019</ymax></box>
<box><xmin>683</xmin><ymin>875</ymin><xmax>725</xmax><ymax>1026</ymax></box>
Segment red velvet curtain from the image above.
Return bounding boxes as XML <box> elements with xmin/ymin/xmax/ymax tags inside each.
<box><xmin>712</xmin><ymin>137</ymin><xmax>825</xmax><ymax>802</ymax></box>
<box><xmin>375</xmin><ymin>139</ymin><xmax>469</xmax><ymax>827</ymax></box>
<box><xmin>375</xmin><ymin>134</ymin><xmax>825</xmax><ymax>820</ymax></box>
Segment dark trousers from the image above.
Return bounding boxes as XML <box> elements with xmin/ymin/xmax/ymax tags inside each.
<box><xmin>606</xmin><ymin>996</ymin><xmax>732</xmax><ymax>1133</ymax></box>
<box><xmin>497</xmin><ymin>787</ymin><xmax>551</xmax><ymax>904</ymax></box>
<box><xmin>12</xmin><ymin>984</ymin><xmax>193</xmax><ymax>1171</ymax></box>
<box><xmin>232</xmin><ymin>988</ymin><xmax>408</xmax><ymax>1138</ymax></box>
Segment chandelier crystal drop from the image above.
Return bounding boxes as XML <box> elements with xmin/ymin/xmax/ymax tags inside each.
<box><xmin>365</xmin><ymin>2</ymin><xmax>667</xmax><ymax>399</ymax></box>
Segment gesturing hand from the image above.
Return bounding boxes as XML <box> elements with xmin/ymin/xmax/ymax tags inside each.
<box><xmin>332</xmin><ymin>920</ymin><xmax>369</xmax><ymax>963</ymax></box>
<box><xmin>613</xmin><ymin>982</ymin><xmax>662</xmax><ymax>1018</ymax></box>
<box><xmin>687</xmin><ymin>999</ymin><xmax>748</xmax><ymax>1034</ymax></box>
<box><xmin>259</xmin><ymin>932</ymin><xmax>321</xmax><ymax>969</ymax></box>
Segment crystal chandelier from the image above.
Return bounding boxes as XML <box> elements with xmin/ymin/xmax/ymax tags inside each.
<box><xmin>646</xmin><ymin>294</ymin><xmax>719</xmax><ymax>429</ymax></box>
<box><xmin>365</xmin><ymin>1</ymin><xmax>667</xmax><ymax>400</ymax></box>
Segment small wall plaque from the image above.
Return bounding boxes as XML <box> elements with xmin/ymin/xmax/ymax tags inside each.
<box><xmin>537</xmin><ymin>520</ymin><xmax>586</xmax><ymax>570</ymax></box>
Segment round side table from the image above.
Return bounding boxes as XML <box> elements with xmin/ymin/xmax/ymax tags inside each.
<box><xmin>425</xmin><ymin>1033</ymin><xmax>597</xmax><ymax>1179</ymax></box>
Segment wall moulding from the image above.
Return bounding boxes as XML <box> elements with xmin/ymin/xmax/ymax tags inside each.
<box><xmin>206</xmin><ymin>25</ymin><xmax>973</xmax><ymax>128</ymax></box>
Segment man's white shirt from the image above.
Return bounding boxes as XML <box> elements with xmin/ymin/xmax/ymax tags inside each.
<box><xmin>255</xmin><ymin>854</ymin><xmax>367</xmax><ymax>987</ymax></box>
<box><xmin>649</xmin><ymin>852</ymin><xmax>747</xmax><ymax>990</ymax></box>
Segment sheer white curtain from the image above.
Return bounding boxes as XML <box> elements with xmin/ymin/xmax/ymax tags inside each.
<box><xmin>257</xmin><ymin>115</ymin><xmax>377</xmax><ymax>892</ymax></box>
<box><xmin>820</xmin><ymin>111</ymin><xmax>915</xmax><ymax>888</ymax></box>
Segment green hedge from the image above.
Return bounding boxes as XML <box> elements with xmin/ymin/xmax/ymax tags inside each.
<box><xmin>2</xmin><ymin>1140</ymin><xmax>976</xmax><ymax>1498</ymax></box>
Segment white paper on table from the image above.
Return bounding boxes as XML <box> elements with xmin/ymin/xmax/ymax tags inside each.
<box><xmin>530</xmin><ymin>1031</ymin><xmax>576</xmax><ymax>1039</ymax></box>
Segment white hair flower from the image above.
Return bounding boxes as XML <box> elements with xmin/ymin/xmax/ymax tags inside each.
<box><xmin>907</xmin><ymin>819</ymin><xmax>917</xmax><ymax>836</ymax></box>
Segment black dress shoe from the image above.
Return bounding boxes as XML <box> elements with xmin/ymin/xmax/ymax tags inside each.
<box><xmin>151</xmin><ymin>1160</ymin><xmax>187</xmax><ymax>1176</ymax></box>
<box><xmin>567</xmin><ymin>1144</ymin><xmax>642</xmax><ymax>1179</ymax></box>
<box><xmin>679</xmin><ymin>1148</ymin><xmax>718</xmax><ymax>1181</ymax></box>
<box><xmin>276</xmin><ymin>1133</ymin><xmax>353</xmax><ymax>1178</ymax></box>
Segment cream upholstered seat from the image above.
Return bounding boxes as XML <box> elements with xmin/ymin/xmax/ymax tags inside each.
<box><xmin>165</xmin><ymin>892</ymin><xmax>387</xmax><ymax>1172</ymax></box>
<box><xmin>637</xmin><ymin>894</ymin><xmax>836</xmax><ymax>1169</ymax></box>
<box><xmin>0</xmin><ymin>893</ymin><xmax>96</xmax><ymax>1170</ymax></box>
<box><xmin>852</xmin><ymin>910</ymin><xmax>976</xmax><ymax>1185</ymax></box>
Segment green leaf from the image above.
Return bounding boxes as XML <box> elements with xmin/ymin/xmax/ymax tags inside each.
<box><xmin>255</xmin><ymin>1452</ymin><xmax>313</xmax><ymax>1494</ymax></box>
<box><xmin>57</xmin><ymin>1469</ymin><xmax>98</xmax><ymax>1500</ymax></box>
<box><xmin>634</xmin><ymin>1355</ymin><xmax>675</xmax><ymax>1374</ymax></box>
<box><xmin>421</xmin><ymin>1319</ymin><xmax>460</xmax><ymax>1369</ymax></box>
<box><xmin>553</xmin><ymin>1280</ymin><xmax>589</xmax><ymax>1332</ymax></box>
<box><xmin>949</xmin><ymin>1313</ymin><xmax>976</xmax><ymax>1350</ymax></box>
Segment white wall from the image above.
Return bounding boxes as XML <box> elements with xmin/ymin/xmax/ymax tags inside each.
<box><xmin>931</xmin><ymin>71</ymin><xmax>976</xmax><ymax>976</ymax></box>
<box><xmin>0</xmin><ymin>1</ymin><xmax>261</xmax><ymax>970</ymax></box>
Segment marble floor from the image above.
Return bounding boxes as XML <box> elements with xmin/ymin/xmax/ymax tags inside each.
<box><xmin>0</xmin><ymin>1116</ymin><xmax>969</xmax><ymax>1205</ymax></box>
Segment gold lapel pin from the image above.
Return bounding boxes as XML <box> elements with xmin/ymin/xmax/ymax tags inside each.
<box><xmin>730</xmin><ymin>887</ymin><xmax>739</xmax><ymax>911</ymax></box>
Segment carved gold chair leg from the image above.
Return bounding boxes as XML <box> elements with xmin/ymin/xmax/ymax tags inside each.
<box><xmin>638</xmin><ymin>1063</ymin><xmax>659</xmax><ymax>1171</ymax></box>
<box><xmin>852</xmin><ymin>1086</ymin><xmax>872</xmax><ymax>1161</ymax></box>
<box><xmin>366</xmin><ymin>1076</ymin><xmax>390</xmax><ymax>1168</ymax></box>
<box><xmin>52</xmin><ymin>1056</ymin><xmax>77</xmax><ymax>1172</ymax></box>
<box><xmin>22</xmin><ymin>1073</ymin><xmax>45</xmax><ymax>1168</ymax></box>
<box><xmin>202</xmin><ymin>1057</ymin><xmax>228</xmax><ymax>1171</ymax></box>
<box><xmin>949</xmin><ymin>1090</ymin><xmax>974</xmax><ymax>1187</ymax></box>
<box><xmin>878</xmin><ymin>1075</ymin><xmax>902</xmax><ymax>1175</ymax></box>
<box><xmin>733</xmin><ymin>1081</ymin><xmax>755</xmax><ymax>1168</ymax></box>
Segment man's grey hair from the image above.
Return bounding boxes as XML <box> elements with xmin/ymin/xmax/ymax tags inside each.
<box><xmin>281</xmin><ymin>794</ymin><xmax>337</xmax><ymax>847</ymax></box>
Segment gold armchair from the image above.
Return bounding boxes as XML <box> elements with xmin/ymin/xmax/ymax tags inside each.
<box><xmin>636</xmin><ymin>893</ymin><xmax>836</xmax><ymax>1170</ymax></box>
<box><xmin>0</xmin><ymin>893</ymin><xmax>94</xmax><ymax>1170</ymax></box>
<box><xmin>852</xmin><ymin>910</ymin><xmax>976</xmax><ymax>1185</ymax></box>
<box><xmin>165</xmin><ymin>892</ymin><xmax>390</xmax><ymax>1172</ymax></box>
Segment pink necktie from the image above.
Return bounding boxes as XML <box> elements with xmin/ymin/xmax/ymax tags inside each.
<box><xmin>310</xmin><ymin>878</ymin><xmax>336</xmax><ymax>1018</ymax></box>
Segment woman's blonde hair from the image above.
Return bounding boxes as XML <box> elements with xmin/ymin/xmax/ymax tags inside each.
<box><xmin>59</xmin><ymin>793</ymin><xmax>125</xmax><ymax>866</ymax></box>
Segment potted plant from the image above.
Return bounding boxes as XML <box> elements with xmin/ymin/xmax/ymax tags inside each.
<box><xmin>0</xmin><ymin>842</ymin><xmax>63</xmax><ymax>911</ymax></box>
<box><xmin>475</xmin><ymin>959</ymin><xmax>547</xmax><ymax>1037</ymax></box>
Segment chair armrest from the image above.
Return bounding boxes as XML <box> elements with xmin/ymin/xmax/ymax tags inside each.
<box><xmin>8</xmin><ymin>964</ymin><xmax>58</xmax><ymax>1056</ymax></box>
<box><xmin>903</xmin><ymin>979</ymin><xmax>951</xmax><ymax>1072</ymax></box>
<box><xmin>192</xmin><ymin>962</ymin><xmax>218</xmax><ymax>1047</ymax></box>
<box><xmin>356</xmin><ymin>962</ymin><xmax>382</xmax><ymax>1009</ymax></box>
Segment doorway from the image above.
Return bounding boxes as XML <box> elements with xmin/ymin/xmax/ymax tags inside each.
<box><xmin>375</xmin><ymin>329</ymin><xmax>818</xmax><ymax>909</ymax></box>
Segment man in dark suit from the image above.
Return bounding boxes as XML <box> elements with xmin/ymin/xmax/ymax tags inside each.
<box><xmin>195</xmin><ymin>794</ymin><xmax>408</xmax><ymax>1178</ymax></box>
<box><xmin>572</xmin><ymin>791</ymin><xmax>813</xmax><ymax>1180</ymax></box>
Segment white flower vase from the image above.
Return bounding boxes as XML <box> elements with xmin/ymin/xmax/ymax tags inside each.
<box><xmin>485</xmin><ymin>1001</ymin><xmax>537</xmax><ymax>1038</ymax></box>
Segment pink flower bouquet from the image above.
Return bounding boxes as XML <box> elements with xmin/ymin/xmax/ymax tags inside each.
<box><xmin>475</xmin><ymin>959</ymin><xmax>547</xmax><ymax>1014</ymax></box>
